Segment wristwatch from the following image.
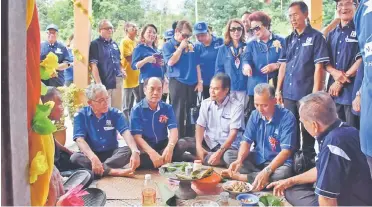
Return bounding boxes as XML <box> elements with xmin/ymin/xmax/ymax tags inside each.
<box><xmin>199</xmin><ymin>80</ymin><xmax>204</xmax><ymax>84</ymax></box>
<box><xmin>132</xmin><ymin>149</ymin><xmax>140</xmax><ymax>154</ymax></box>
<box><xmin>219</xmin><ymin>146</ymin><xmax>227</xmax><ymax>152</ymax></box>
<box><xmin>264</xmin><ymin>166</ymin><xmax>273</xmax><ymax>174</ymax></box>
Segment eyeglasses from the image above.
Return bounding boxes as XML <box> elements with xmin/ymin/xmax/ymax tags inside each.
<box><xmin>101</xmin><ymin>27</ymin><xmax>114</xmax><ymax>31</ymax></box>
<box><xmin>92</xmin><ymin>97</ymin><xmax>110</xmax><ymax>104</ymax></box>
<box><xmin>336</xmin><ymin>2</ymin><xmax>356</xmax><ymax>9</ymax></box>
<box><xmin>250</xmin><ymin>25</ymin><xmax>262</xmax><ymax>32</ymax></box>
<box><xmin>181</xmin><ymin>33</ymin><xmax>191</xmax><ymax>39</ymax></box>
<box><xmin>229</xmin><ymin>27</ymin><xmax>243</xmax><ymax>32</ymax></box>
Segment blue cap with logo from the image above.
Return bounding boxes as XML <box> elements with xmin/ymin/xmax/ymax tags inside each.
<box><xmin>194</xmin><ymin>21</ymin><xmax>208</xmax><ymax>35</ymax></box>
<box><xmin>164</xmin><ymin>29</ymin><xmax>174</xmax><ymax>40</ymax></box>
<box><xmin>46</xmin><ymin>24</ymin><xmax>59</xmax><ymax>32</ymax></box>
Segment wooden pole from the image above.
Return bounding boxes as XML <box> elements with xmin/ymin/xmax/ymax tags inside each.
<box><xmin>73</xmin><ymin>0</ymin><xmax>92</xmax><ymax>89</ymax></box>
<box><xmin>304</xmin><ymin>0</ymin><xmax>323</xmax><ymax>30</ymax></box>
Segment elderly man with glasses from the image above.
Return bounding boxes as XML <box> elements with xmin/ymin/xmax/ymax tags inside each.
<box><xmin>70</xmin><ymin>83</ymin><xmax>140</xmax><ymax>178</ymax></box>
<box><xmin>89</xmin><ymin>19</ymin><xmax>126</xmax><ymax>110</ymax></box>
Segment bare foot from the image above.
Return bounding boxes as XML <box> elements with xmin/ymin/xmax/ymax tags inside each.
<box><xmin>108</xmin><ymin>168</ymin><xmax>135</xmax><ymax>177</ymax></box>
<box><xmin>221</xmin><ymin>170</ymin><xmax>248</xmax><ymax>182</ymax></box>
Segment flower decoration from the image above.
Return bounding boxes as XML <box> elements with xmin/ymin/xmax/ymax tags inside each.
<box><xmin>29</xmin><ymin>151</ymin><xmax>48</xmax><ymax>184</ymax></box>
<box><xmin>32</xmin><ymin>101</ymin><xmax>57</xmax><ymax>135</ymax></box>
<box><xmin>159</xmin><ymin>115</ymin><xmax>169</xmax><ymax>123</ymax></box>
<box><xmin>272</xmin><ymin>40</ymin><xmax>282</xmax><ymax>53</ymax></box>
<box><xmin>40</xmin><ymin>52</ymin><xmax>58</xmax><ymax>80</ymax></box>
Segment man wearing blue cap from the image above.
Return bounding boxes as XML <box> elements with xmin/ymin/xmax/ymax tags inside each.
<box><xmin>40</xmin><ymin>24</ymin><xmax>72</xmax><ymax>87</ymax></box>
<box><xmin>194</xmin><ymin>21</ymin><xmax>224</xmax><ymax>99</ymax></box>
<box><xmin>164</xmin><ymin>29</ymin><xmax>174</xmax><ymax>41</ymax></box>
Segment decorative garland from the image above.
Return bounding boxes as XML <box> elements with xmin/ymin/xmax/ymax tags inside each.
<box><xmin>71</xmin><ymin>0</ymin><xmax>93</xmax><ymax>24</ymax></box>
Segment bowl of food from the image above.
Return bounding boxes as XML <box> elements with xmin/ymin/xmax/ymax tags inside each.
<box><xmin>222</xmin><ymin>181</ymin><xmax>252</xmax><ymax>196</ymax></box>
<box><xmin>236</xmin><ymin>194</ymin><xmax>259</xmax><ymax>206</ymax></box>
<box><xmin>192</xmin><ymin>172</ymin><xmax>222</xmax><ymax>191</ymax></box>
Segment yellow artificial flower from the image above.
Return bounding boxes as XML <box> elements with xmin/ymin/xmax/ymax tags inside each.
<box><xmin>273</xmin><ymin>40</ymin><xmax>282</xmax><ymax>53</ymax></box>
<box><xmin>29</xmin><ymin>151</ymin><xmax>48</xmax><ymax>184</ymax></box>
<box><xmin>40</xmin><ymin>52</ymin><xmax>58</xmax><ymax>77</ymax></box>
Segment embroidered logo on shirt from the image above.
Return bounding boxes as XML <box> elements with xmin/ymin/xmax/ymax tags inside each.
<box><xmin>112</xmin><ymin>43</ymin><xmax>119</xmax><ymax>50</ymax></box>
<box><xmin>345</xmin><ymin>36</ymin><xmax>358</xmax><ymax>43</ymax></box>
<box><xmin>159</xmin><ymin>115</ymin><xmax>168</xmax><ymax>123</ymax></box>
<box><xmin>350</xmin><ymin>31</ymin><xmax>357</xmax><ymax>38</ymax></box>
<box><xmin>104</xmin><ymin>120</ymin><xmax>114</xmax><ymax>131</ymax></box>
<box><xmin>302</xmin><ymin>37</ymin><xmax>313</xmax><ymax>46</ymax></box>
<box><xmin>55</xmin><ymin>48</ymin><xmax>62</xmax><ymax>54</ymax></box>
<box><xmin>269</xmin><ymin>136</ymin><xmax>279</xmax><ymax>151</ymax></box>
<box><xmin>365</xmin><ymin>41</ymin><xmax>372</xmax><ymax>58</ymax></box>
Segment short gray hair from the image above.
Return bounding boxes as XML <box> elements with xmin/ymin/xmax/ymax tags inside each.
<box><xmin>254</xmin><ymin>83</ymin><xmax>275</xmax><ymax>99</ymax></box>
<box><xmin>299</xmin><ymin>91</ymin><xmax>338</xmax><ymax>126</ymax></box>
<box><xmin>85</xmin><ymin>83</ymin><xmax>107</xmax><ymax>100</ymax></box>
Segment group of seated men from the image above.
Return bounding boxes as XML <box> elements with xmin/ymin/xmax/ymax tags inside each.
<box><xmin>45</xmin><ymin>73</ymin><xmax>372</xmax><ymax>206</ymax></box>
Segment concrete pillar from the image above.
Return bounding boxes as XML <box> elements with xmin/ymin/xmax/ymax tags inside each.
<box><xmin>73</xmin><ymin>0</ymin><xmax>92</xmax><ymax>89</ymax></box>
<box><xmin>304</xmin><ymin>0</ymin><xmax>323</xmax><ymax>30</ymax></box>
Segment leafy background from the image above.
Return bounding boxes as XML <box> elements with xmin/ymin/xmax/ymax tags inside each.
<box><xmin>37</xmin><ymin>0</ymin><xmax>336</xmax><ymax>43</ymax></box>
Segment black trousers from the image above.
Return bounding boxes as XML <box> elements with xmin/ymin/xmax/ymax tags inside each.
<box><xmin>169</xmin><ymin>78</ymin><xmax>197</xmax><ymax>138</ymax></box>
<box><xmin>246</xmin><ymin>95</ymin><xmax>255</xmax><ymax>122</ymax></box>
<box><xmin>285</xmin><ymin>184</ymin><xmax>318</xmax><ymax>206</ymax></box>
<box><xmin>284</xmin><ymin>99</ymin><xmax>315</xmax><ymax>154</ymax></box>
<box><xmin>138</xmin><ymin>83</ymin><xmax>145</xmax><ymax>100</ymax></box>
<box><xmin>139</xmin><ymin>139</ymin><xmax>188</xmax><ymax>169</ymax></box>
<box><xmin>202</xmin><ymin>85</ymin><xmax>210</xmax><ymax>99</ymax></box>
<box><xmin>336</xmin><ymin>103</ymin><xmax>359</xmax><ymax>129</ymax></box>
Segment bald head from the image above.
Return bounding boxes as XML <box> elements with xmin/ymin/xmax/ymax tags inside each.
<box><xmin>299</xmin><ymin>91</ymin><xmax>338</xmax><ymax>127</ymax></box>
<box><xmin>144</xmin><ymin>77</ymin><xmax>163</xmax><ymax>104</ymax></box>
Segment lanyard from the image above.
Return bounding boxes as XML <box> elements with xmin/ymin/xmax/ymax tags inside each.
<box><xmin>229</xmin><ymin>45</ymin><xmax>244</xmax><ymax>69</ymax></box>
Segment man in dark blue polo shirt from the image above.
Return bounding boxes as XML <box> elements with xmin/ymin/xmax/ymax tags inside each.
<box><xmin>130</xmin><ymin>77</ymin><xmax>187</xmax><ymax>169</ymax></box>
<box><xmin>89</xmin><ymin>19</ymin><xmax>125</xmax><ymax>110</ymax></box>
<box><xmin>162</xmin><ymin>20</ymin><xmax>202</xmax><ymax>138</ymax></box>
<box><xmin>276</xmin><ymin>1</ymin><xmax>329</xmax><ymax>155</ymax></box>
<box><xmin>223</xmin><ymin>83</ymin><xmax>297</xmax><ymax>192</ymax></box>
<box><xmin>70</xmin><ymin>83</ymin><xmax>140</xmax><ymax>177</ymax></box>
<box><xmin>268</xmin><ymin>92</ymin><xmax>372</xmax><ymax>206</ymax></box>
<box><xmin>354</xmin><ymin>0</ymin><xmax>372</xmax><ymax>177</ymax></box>
<box><xmin>40</xmin><ymin>24</ymin><xmax>71</xmax><ymax>87</ymax></box>
<box><xmin>194</xmin><ymin>21</ymin><xmax>224</xmax><ymax>99</ymax></box>
<box><xmin>326</xmin><ymin>0</ymin><xmax>362</xmax><ymax>129</ymax></box>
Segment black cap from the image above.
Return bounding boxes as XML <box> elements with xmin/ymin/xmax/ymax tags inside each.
<box><xmin>46</xmin><ymin>24</ymin><xmax>59</xmax><ymax>32</ymax></box>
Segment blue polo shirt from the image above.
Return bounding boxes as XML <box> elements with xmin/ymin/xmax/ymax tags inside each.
<box><xmin>352</xmin><ymin>63</ymin><xmax>364</xmax><ymax>116</ymax></box>
<box><xmin>64</xmin><ymin>48</ymin><xmax>74</xmax><ymax>83</ymax></box>
<box><xmin>278</xmin><ymin>26</ymin><xmax>329</xmax><ymax>101</ymax></box>
<box><xmin>326</xmin><ymin>21</ymin><xmax>361</xmax><ymax>105</ymax></box>
<box><xmin>131</xmin><ymin>44</ymin><xmax>163</xmax><ymax>83</ymax></box>
<box><xmin>89</xmin><ymin>36</ymin><xmax>123</xmax><ymax>89</ymax></box>
<box><xmin>243</xmin><ymin>34</ymin><xmax>285</xmax><ymax>95</ymax></box>
<box><xmin>242</xmin><ymin>105</ymin><xmax>297</xmax><ymax>166</ymax></box>
<box><xmin>162</xmin><ymin>37</ymin><xmax>199</xmax><ymax>85</ymax></box>
<box><xmin>40</xmin><ymin>41</ymin><xmax>71</xmax><ymax>86</ymax></box>
<box><xmin>354</xmin><ymin>0</ymin><xmax>372</xmax><ymax>157</ymax></box>
<box><xmin>215</xmin><ymin>41</ymin><xmax>248</xmax><ymax>92</ymax></box>
<box><xmin>130</xmin><ymin>99</ymin><xmax>177</xmax><ymax>147</ymax></box>
<box><xmin>73</xmin><ymin>106</ymin><xmax>129</xmax><ymax>152</ymax></box>
<box><xmin>194</xmin><ymin>35</ymin><xmax>224</xmax><ymax>86</ymax></box>
<box><xmin>315</xmin><ymin>119</ymin><xmax>372</xmax><ymax>205</ymax></box>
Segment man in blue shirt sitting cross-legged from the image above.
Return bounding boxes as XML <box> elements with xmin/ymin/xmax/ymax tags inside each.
<box><xmin>130</xmin><ymin>77</ymin><xmax>188</xmax><ymax>169</ymax></box>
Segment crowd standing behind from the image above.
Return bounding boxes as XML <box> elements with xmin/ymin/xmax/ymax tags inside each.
<box><xmin>41</xmin><ymin>0</ymin><xmax>372</xmax><ymax>205</ymax></box>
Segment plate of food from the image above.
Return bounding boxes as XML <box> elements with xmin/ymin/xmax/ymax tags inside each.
<box><xmin>159</xmin><ymin>162</ymin><xmax>214</xmax><ymax>181</ymax></box>
<box><xmin>222</xmin><ymin>181</ymin><xmax>253</xmax><ymax>195</ymax></box>
<box><xmin>191</xmin><ymin>200</ymin><xmax>219</xmax><ymax>207</ymax></box>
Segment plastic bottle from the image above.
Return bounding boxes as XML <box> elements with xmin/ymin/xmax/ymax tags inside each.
<box><xmin>142</xmin><ymin>174</ymin><xmax>157</xmax><ymax>206</ymax></box>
